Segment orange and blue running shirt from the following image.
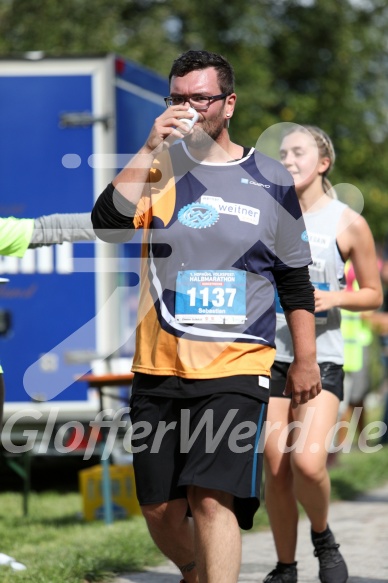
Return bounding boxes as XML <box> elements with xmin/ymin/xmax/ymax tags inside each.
<box><xmin>125</xmin><ymin>143</ymin><xmax>311</xmax><ymax>379</ymax></box>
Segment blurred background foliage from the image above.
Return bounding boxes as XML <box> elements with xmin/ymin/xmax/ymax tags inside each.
<box><xmin>1</xmin><ymin>0</ymin><xmax>388</xmax><ymax>242</ymax></box>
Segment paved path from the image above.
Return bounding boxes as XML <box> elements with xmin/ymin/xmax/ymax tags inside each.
<box><xmin>113</xmin><ymin>482</ymin><xmax>388</xmax><ymax>583</ymax></box>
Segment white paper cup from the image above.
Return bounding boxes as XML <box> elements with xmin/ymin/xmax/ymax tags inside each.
<box><xmin>179</xmin><ymin>106</ymin><xmax>199</xmax><ymax>131</ymax></box>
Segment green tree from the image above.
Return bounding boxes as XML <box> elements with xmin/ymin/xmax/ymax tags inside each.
<box><xmin>263</xmin><ymin>0</ymin><xmax>388</xmax><ymax>241</ymax></box>
<box><xmin>1</xmin><ymin>0</ymin><xmax>388</xmax><ymax>239</ymax></box>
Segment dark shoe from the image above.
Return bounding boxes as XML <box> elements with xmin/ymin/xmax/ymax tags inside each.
<box><xmin>312</xmin><ymin>528</ymin><xmax>348</xmax><ymax>583</ymax></box>
<box><xmin>264</xmin><ymin>562</ymin><xmax>297</xmax><ymax>583</ymax></box>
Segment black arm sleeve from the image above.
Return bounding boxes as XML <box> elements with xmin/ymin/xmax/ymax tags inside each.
<box><xmin>91</xmin><ymin>182</ymin><xmax>138</xmax><ymax>243</ymax></box>
<box><xmin>273</xmin><ymin>265</ymin><xmax>315</xmax><ymax>314</ymax></box>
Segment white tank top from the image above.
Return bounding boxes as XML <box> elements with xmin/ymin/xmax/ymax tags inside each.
<box><xmin>275</xmin><ymin>198</ymin><xmax>347</xmax><ymax>364</ymax></box>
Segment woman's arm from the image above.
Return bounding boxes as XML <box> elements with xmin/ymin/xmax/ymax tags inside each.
<box><xmin>314</xmin><ymin>208</ymin><xmax>383</xmax><ymax>313</ymax></box>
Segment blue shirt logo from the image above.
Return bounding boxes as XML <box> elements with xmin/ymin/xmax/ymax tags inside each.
<box><xmin>178</xmin><ymin>203</ymin><xmax>219</xmax><ymax>229</ymax></box>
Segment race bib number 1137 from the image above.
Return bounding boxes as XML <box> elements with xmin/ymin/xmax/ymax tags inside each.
<box><xmin>175</xmin><ymin>269</ymin><xmax>247</xmax><ymax>324</ymax></box>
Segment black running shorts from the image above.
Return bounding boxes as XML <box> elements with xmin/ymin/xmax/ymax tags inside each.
<box><xmin>270</xmin><ymin>360</ymin><xmax>344</xmax><ymax>401</ymax></box>
<box><xmin>129</xmin><ymin>391</ymin><xmax>267</xmax><ymax>530</ymax></box>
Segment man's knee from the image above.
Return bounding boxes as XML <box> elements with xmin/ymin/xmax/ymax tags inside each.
<box><xmin>142</xmin><ymin>499</ymin><xmax>189</xmax><ymax>530</ymax></box>
<box><xmin>187</xmin><ymin>486</ymin><xmax>234</xmax><ymax>519</ymax></box>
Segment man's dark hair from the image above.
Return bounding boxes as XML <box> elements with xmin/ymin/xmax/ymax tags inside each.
<box><xmin>169</xmin><ymin>50</ymin><xmax>235</xmax><ymax>95</ymax></box>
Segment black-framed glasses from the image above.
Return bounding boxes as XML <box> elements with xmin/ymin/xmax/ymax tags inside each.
<box><xmin>164</xmin><ymin>93</ymin><xmax>229</xmax><ymax>111</ymax></box>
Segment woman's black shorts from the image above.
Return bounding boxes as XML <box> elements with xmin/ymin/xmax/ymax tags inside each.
<box><xmin>270</xmin><ymin>360</ymin><xmax>344</xmax><ymax>401</ymax></box>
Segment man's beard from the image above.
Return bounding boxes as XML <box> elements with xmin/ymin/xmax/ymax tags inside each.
<box><xmin>184</xmin><ymin>115</ymin><xmax>225</xmax><ymax>149</ymax></box>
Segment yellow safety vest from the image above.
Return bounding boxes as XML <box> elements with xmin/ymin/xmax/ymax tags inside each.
<box><xmin>341</xmin><ymin>262</ymin><xmax>372</xmax><ymax>372</ymax></box>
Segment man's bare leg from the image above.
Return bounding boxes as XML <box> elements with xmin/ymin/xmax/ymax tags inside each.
<box><xmin>188</xmin><ymin>486</ymin><xmax>241</xmax><ymax>583</ymax></box>
<box><xmin>142</xmin><ymin>499</ymin><xmax>198</xmax><ymax>583</ymax></box>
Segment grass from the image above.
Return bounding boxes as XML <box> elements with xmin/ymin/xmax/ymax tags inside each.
<box><xmin>329</xmin><ymin>402</ymin><xmax>388</xmax><ymax>499</ymax></box>
<box><xmin>0</xmin><ymin>491</ymin><xmax>163</xmax><ymax>583</ymax></box>
<box><xmin>0</xmin><ymin>433</ymin><xmax>387</xmax><ymax>581</ymax></box>
<box><xmin>330</xmin><ymin>443</ymin><xmax>388</xmax><ymax>500</ymax></box>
